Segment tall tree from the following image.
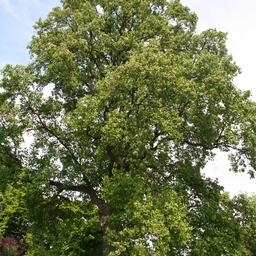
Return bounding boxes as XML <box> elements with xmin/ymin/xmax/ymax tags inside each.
<box><xmin>1</xmin><ymin>0</ymin><xmax>256</xmax><ymax>255</ymax></box>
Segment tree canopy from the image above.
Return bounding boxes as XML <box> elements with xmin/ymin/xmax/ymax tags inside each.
<box><xmin>0</xmin><ymin>0</ymin><xmax>256</xmax><ymax>255</ymax></box>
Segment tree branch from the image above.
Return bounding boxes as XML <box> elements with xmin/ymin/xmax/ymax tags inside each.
<box><xmin>49</xmin><ymin>180</ymin><xmax>109</xmax><ymax>216</ymax></box>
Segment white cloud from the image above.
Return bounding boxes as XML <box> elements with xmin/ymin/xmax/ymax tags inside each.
<box><xmin>204</xmin><ymin>152</ymin><xmax>256</xmax><ymax>196</ymax></box>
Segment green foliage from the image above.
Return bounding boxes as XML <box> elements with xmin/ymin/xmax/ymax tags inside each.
<box><xmin>1</xmin><ymin>0</ymin><xmax>256</xmax><ymax>255</ymax></box>
<box><xmin>26</xmin><ymin>193</ymin><xmax>103</xmax><ymax>255</ymax></box>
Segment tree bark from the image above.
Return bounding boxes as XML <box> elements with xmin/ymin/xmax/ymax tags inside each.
<box><xmin>99</xmin><ymin>204</ymin><xmax>114</xmax><ymax>256</ymax></box>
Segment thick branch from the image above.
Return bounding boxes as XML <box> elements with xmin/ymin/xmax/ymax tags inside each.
<box><xmin>0</xmin><ymin>144</ymin><xmax>23</xmax><ymax>168</ymax></box>
<box><xmin>49</xmin><ymin>180</ymin><xmax>109</xmax><ymax>216</ymax></box>
<box><xmin>183</xmin><ymin>140</ymin><xmax>215</xmax><ymax>150</ymax></box>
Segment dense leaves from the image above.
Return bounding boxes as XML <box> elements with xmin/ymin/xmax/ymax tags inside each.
<box><xmin>1</xmin><ymin>0</ymin><xmax>256</xmax><ymax>255</ymax></box>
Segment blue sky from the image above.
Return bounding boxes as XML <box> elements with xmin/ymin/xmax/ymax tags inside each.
<box><xmin>0</xmin><ymin>0</ymin><xmax>59</xmax><ymax>66</ymax></box>
<box><xmin>1</xmin><ymin>0</ymin><xmax>255</xmax><ymax>195</ymax></box>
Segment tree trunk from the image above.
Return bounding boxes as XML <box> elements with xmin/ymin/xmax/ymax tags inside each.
<box><xmin>100</xmin><ymin>206</ymin><xmax>113</xmax><ymax>256</ymax></box>
<box><xmin>102</xmin><ymin>236</ymin><xmax>112</xmax><ymax>256</ymax></box>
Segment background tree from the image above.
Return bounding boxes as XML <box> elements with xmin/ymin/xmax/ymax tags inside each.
<box><xmin>1</xmin><ymin>0</ymin><xmax>256</xmax><ymax>255</ymax></box>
